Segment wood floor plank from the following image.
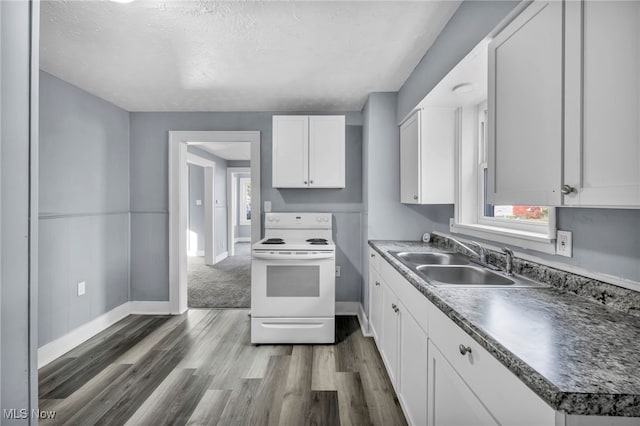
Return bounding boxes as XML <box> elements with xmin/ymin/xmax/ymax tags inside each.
<box><xmin>278</xmin><ymin>346</ymin><xmax>313</xmax><ymax>426</ymax></box>
<box><xmin>246</xmin><ymin>355</ymin><xmax>291</xmax><ymax>426</ymax></box>
<box><xmin>39</xmin><ymin>312</ymin><xmax>407</xmax><ymax>426</ymax></box>
<box><xmin>353</xmin><ymin>331</ymin><xmax>407</xmax><ymax>426</ymax></box>
<box><xmin>216</xmin><ymin>378</ymin><xmax>262</xmax><ymax>426</ymax></box>
<box><xmin>40</xmin><ymin>363</ymin><xmax>131</xmax><ymax>425</ymax></box>
<box><xmin>334</xmin><ymin>316</ymin><xmax>361</xmax><ymax>373</ymax></box>
<box><xmin>336</xmin><ymin>372</ymin><xmax>373</xmax><ymax>426</ymax></box>
<box><xmin>304</xmin><ymin>391</ymin><xmax>340</xmax><ymax>426</ymax></box>
<box><xmin>311</xmin><ymin>345</ymin><xmax>337</xmax><ymax>391</ymax></box>
<box><xmin>39</xmin><ymin>316</ymin><xmax>169</xmax><ymax>399</ymax></box>
<box><xmin>185</xmin><ymin>389</ymin><xmax>232</xmax><ymax>426</ymax></box>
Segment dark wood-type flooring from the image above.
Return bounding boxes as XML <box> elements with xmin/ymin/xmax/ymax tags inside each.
<box><xmin>39</xmin><ymin>310</ymin><xmax>407</xmax><ymax>426</ymax></box>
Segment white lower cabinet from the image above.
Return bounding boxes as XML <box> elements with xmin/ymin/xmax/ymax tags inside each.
<box><xmin>428</xmin><ymin>340</ymin><xmax>497</xmax><ymax>426</ymax></box>
<box><xmin>368</xmin><ymin>267</ymin><xmax>383</xmax><ymax>344</ymax></box>
<box><xmin>380</xmin><ymin>281</ymin><xmax>399</xmax><ymax>384</ymax></box>
<box><xmin>398</xmin><ymin>300</ymin><xmax>429</xmax><ymax>426</ymax></box>
<box><xmin>369</xmin><ymin>253</ymin><xmax>556</xmax><ymax>426</ymax></box>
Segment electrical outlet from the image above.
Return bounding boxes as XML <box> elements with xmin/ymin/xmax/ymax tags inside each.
<box><xmin>556</xmin><ymin>230</ymin><xmax>573</xmax><ymax>257</ymax></box>
<box><xmin>335</xmin><ymin>266</ymin><xmax>341</xmax><ymax>277</ymax></box>
<box><xmin>264</xmin><ymin>201</ymin><xmax>272</xmax><ymax>213</ymax></box>
<box><xmin>77</xmin><ymin>281</ymin><xmax>86</xmax><ymax>296</ymax></box>
<box><xmin>449</xmin><ymin>218</ymin><xmax>454</xmax><ymax>231</ymax></box>
<box><xmin>195</xmin><ymin>199</ymin><xmax>202</xmax><ymax>206</ymax></box>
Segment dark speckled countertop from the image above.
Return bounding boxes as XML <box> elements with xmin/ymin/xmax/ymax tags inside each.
<box><xmin>369</xmin><ymin>240</ymin><xmax>640</xmax><ymax>417</ymax></box>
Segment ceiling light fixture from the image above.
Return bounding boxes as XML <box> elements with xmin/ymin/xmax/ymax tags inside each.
<box><xmin>452</xmin><ymin>83</ymin><xmax>474</xmax><ymax>94</ymax></box>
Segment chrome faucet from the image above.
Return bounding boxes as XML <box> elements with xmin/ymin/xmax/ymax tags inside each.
<box><xmin>503</xmin><ymin>247</ymin><xmax>514</xmax><ymax>276</ymax></box>
<box><xmin>447</xmin><ymin>236</ymin><xmax>487</xmax><ymax>263</ymax></box>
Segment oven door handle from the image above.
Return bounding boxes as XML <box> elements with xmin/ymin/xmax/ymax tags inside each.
<box><xmin>252</xmin><ymin>252</ymin><xmax>334</xmax><ymax>261</ymax></box>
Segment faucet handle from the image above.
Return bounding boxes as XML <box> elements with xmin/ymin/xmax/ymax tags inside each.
<box><xmin>470</xmin><ymin>240</ymin><xmax>487</xmax><ymax>262</ymax></box>
<box><xmin>502</xmin><ymin>247</ymin><xmax>514</xmax><ymax>276</ymax></box>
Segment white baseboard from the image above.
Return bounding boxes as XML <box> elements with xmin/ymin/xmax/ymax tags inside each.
<box><xmin>129</xmin><ymin>301</ymin><xmax>173</xmax><ymax>315</ymax></box>
<box><xmin>38</xmin><ymin>300</ymin><xmax>176</xmax><ymax>368</ymax></box>
<box><xmin>235</xmin><ymin>237</ymin><xmax>251</xmax><ymax>243</ymax></box>
<box><xmin>215</xmin><ymin>251</ymin><xmax>228</xmax><ymax>263</ymax></box>
<box><xmin>357</xmin><ymin>303</ymin><xmax>371</xmax><ymax>337</ymax></box>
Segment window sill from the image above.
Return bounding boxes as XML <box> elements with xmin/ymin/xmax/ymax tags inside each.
<box><xmin>450</xmin><ymin>222</ymin><xmax>556</xmax><ymax>254</ymax></box>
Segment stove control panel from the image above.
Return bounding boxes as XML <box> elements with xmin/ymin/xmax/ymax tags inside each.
<box><xmin>265</xmin><ymin>212</ymin><xmax>332</xmax><ymax>229</ymax></box>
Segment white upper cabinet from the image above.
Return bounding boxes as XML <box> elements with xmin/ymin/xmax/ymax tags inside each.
<box><xmin>487</xmin><ymin>1</ymin><xmax>564</xmax><ymax>206</ymax></box>
<box><xmin>563</xmin><ymin>0</ymin><xmax>640</xmax><ymax>207</ymax></box>
<box><xmin>400</xmin><ymin>107</ymin><xmax>455</xmax><ymax>204</ymax></box>
<box><xmin>272</xmin><ymin>115</ymin><xmax>345</xmax><ymax>188</ymax></box>
<box><xmin>489</xmin><ymin>0</ymin><xmax>640</xmax><ymax>208</ymax></box>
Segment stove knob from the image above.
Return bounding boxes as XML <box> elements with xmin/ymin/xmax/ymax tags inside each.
<box><xmin>323</xmin><ymin>216</ymin><xmax>329</xmax><ymax>222</ymax></box>
<box><xmin>316</xmin><ymin>216</ymin><xmax>322</xmax><ymax>222</ymax></box>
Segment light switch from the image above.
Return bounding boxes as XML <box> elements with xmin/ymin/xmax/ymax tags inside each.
<box><xmin>264</xmin><ymin>201</ymin><xmax>272</xmax><ymax>212</ymax></box>
<box><xmin>195</xmin><ymin>199</ymin><xmax>202</xmax><ymax>206</ymax></box>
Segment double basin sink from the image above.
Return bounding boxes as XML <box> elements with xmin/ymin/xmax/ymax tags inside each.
<box><xmin>389</xmin><ymin>251</ymin><xmax>546</xmax><ymax>288</ymax></box>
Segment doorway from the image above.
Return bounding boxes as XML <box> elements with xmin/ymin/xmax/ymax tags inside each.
<box><xmin>168</xmin><ymin>131</ymin><xmax>261</xmax><ymax>313</ymax></box>
<box><xmin>185</xmin><ymin>146</ymin><xmax>252</xmax><ymax>309</ymax></box>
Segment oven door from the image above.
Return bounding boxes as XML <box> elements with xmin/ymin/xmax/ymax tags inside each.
<box><xmin>251</xmin><ymin>250</ymin><xmax>335</xmax><ymax>318</ymax></box>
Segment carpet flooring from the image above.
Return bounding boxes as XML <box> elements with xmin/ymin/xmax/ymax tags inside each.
<box><xmin>188</xmin><ymin>243</ymin><xmax>251</xmax><ymax>308</ymax></box>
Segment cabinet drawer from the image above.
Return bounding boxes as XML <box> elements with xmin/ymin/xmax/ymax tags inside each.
<box><xmin>429</xmin><ymin>305</ymin><xmax>554</xmax><ymax>426</ymax></box>
<box><xmin>368</xmin><ymin>247</ymin><xmax>381</xmax><ymax>273</ymax></box>
<box><xmin>380</xmin><ymin>258</ymin><xmax>429</xmax><ymax>334</ymax></box>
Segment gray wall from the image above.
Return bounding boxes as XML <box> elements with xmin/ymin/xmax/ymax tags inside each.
<box><xmin>188</xmin><ymin>164</ymin><xmax>205</xmax><ymax>252</ymax></box>
<box><xmin>361</xmin><ymin>92</ymin><xmax>453</xmax><ymax>313</ymax></box>
<box><xmin>129</xmin><ymin>112</ymin><xmax>363</xmax><ymax>302</ymax></box>
<box><xmin>397</xmin><ymin>0</ymin><xmax>519</xmax><ymax>122</ymax></box>
<box><xmin>187</xmin><ymin>146</ymin><xmax>229</xmax><ymax>257</ymax></box>
<box><xmin>38</xmin><ymin>71</ymin><xmax>130</xmax><ymax>347</ymax></box>
<box><xmin>1</xmin><ymin>1</ymin><xmax>38</xmax><ymax>421</ymax></box>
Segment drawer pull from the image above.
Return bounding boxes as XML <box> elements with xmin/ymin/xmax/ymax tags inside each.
<box><xmin>375</xmin><ymin>281</ymin><xmax>380</xmax><ymax>286</ymax></box>
<box><xmin>371</xmin><ymin>253</ymin><xmax>376</xmax><ymax>258</ymax></box>
<box><xmin>392</xmin><ymin>303</ymin><xmax>399</xmax><ymax>313</ymax></box>
<box><xmin>459</xmin><ymin>344</ymin><xmax>472</xmax><ymax>355</ymax></box>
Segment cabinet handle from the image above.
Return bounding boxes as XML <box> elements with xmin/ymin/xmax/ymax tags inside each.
<box><xmin>304</xmin><ymin>180</ymin><xmax>308</xmax><ymax>185</ymax></box>
<box><xmin>561</xmin><ymin>184</ymin><xmax>574</xmax><ymax>195</ymax></box>
<box><xmin>392</xmin><ymin>303</ymin><xmax>399</xmax><ymax>313</ymax></box>
<box><xmin>375</xmin><ymin>281</ymin><xmax>380</xmax><ymax>286</ymax></box>
<box><xmin>370</xmin><ymin>253</ymin><xmax>376</xmax><ymax>258</ymax></box>
<box><xmin>413</xmin><ymin>195</ymin><xmax>418</xmax><ymax>200</ymax></box>
<box><xmin>459</xmin><ymin>344</ymin><xmax>472</xmax><ymax>355</ymax></box>
<box><xmin>310</xmin><ymin>180</ymin><xmax>314</xmax><ymax>184</ymax></box>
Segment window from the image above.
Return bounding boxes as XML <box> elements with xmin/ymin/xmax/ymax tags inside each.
<box><xmin>239</xmin><ymin>177</ymin><xmax>251</xmax><ymax>226</ymax></box>
<box><xmin>452</xmin><ymin>101</ymin><xmax>556</xmax><ymax>253</ymax></box>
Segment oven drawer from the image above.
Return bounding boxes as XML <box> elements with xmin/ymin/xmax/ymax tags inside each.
<box><xmin>251</xmin><ymin>317</ymin><xmax>335</xmax><ymax>344</ymax></box>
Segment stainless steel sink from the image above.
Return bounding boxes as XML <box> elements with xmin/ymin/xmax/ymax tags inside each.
<box><xmin>417</xmin><ymin>265</ymin><xmax>514</xmax><ymax>286</ymax></box>
<box><xmin>388</xmin><ymin>250</ymin><xmax>547</xmax><ymax>288</ymax></box>
<box><xmin>390</xmin><ymin>251</ymin><xmax>470</xmax><ymax>266</ymax></box>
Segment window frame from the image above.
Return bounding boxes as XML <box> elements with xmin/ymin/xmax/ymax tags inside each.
<box><xmin>452</xmin><ymin>102</ymin><xmax>557</xmax><ymax>254</ymax></box>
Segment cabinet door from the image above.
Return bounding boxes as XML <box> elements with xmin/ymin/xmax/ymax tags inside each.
<box><xmin>369</xmin><ymin>268</ymin><xmax>384</xmax><ymax>344</ymax></box>
<box><xmin>564</xmin><ymin>0</ymin><xmax>640</xmax><ymax>207</ymax></box>
<box><xmin>421</xmin><ymin>107</ymin><xmax>455</xmax><ymax>204</ymax></box>
<box><xmin>398</xmin><ymin>301</ymin><xmax>428</xmax><ymax>426</ymax></box>
<box><xmin>487</xmin><ymin>1</ymin><xmax>563</xmax><ymax>206</ymax></box>
<box><xmin>308</xmin><ymin>116</ymin><xmax>345</xmax><ymax>188</ymax></box>
<box><xmin>427</xmin><ymin>341</ymin><xmax>498</xmax><ymax>426</ymax></box>
<box><xmin>400</xmin><ymin>110</ymin><xmax>421</xmax><ymax>204</ymax></box>
<box><xmin>272</xmin><ymin>116</ymin><xmax>308</xmax><ymax>188</ymax></box>
<box><xmin>380</xmin><ymin>282</ymin><xmax>399</xmax><ymax>384</ymax></box>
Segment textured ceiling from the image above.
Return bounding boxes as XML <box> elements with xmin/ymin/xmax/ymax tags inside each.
<box><xmin>40</xmin><ymin>0</ymin><xmax>461</xmax><ymax>112</ymax></box>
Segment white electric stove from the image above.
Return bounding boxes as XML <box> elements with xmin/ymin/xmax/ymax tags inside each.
<box><xmin>251</xmin><ymin>212</ymin><xmax>335</xmax><ymax>344</ymax></box>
